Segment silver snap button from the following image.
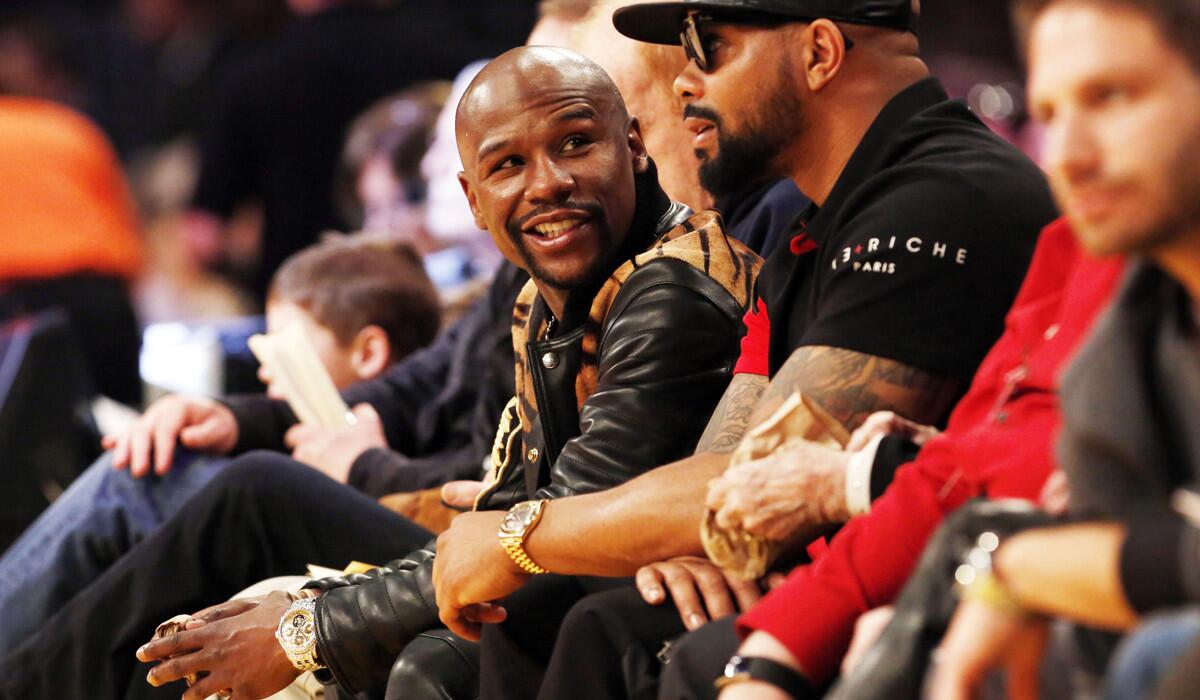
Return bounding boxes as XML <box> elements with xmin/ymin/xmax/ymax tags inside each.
<box><xmin>526</xmin><ymin>447</ymin><xmax>540</xmax><ymax>462</ymax></box>
<box><xmin>541</xmin><ymin>352</ymin><xmax>559</xmax><ymax>369</ymax></box>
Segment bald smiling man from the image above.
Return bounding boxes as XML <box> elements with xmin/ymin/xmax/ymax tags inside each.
<box><xmin>0</xmin><ymin>48</ymin><xmax>760</xmax><ymax>700</ymax></box>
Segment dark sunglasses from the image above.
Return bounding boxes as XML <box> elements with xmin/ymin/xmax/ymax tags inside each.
<box><xmin>679</xmin><ymin>10</ymin><xmax>855</xmax><ymax>72</ymax></box>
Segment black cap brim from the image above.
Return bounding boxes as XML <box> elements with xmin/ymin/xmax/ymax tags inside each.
<box><xmin>613</xmin><ymin>2</ymin><xmax>745</xmax><ymax>45</ymax></box>
<box><xmin>614</xmin><ymin>0</ymin><xmax>918</xmax><ymax>44</ymax></box>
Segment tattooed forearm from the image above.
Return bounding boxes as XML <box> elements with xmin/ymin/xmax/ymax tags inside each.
<box><xmin>695</xmin><ymin>373</ymin><xmax>769</xmax><ymax>454</ymax></box>
<box><xmin>753</xmin><ymin>345</ymin><xmax>962</xmax><ymax>433</ymax></box>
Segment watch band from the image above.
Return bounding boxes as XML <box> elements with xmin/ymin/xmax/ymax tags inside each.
<box><xmin>498</xmin><ymin>500</ymin><xmax>550</xmax><ymax>575</ymax></box>
<box><xmin>715</xmin><ymin>655</ymin><xmax>814</xmax><ymax>698</ymax></box>
<box><xmin>501</xmin><ymin>535</ymin><xmax>550</xmax><ymax>574</ymax></box>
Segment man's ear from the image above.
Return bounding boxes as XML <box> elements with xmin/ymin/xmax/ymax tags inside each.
<box><xmin>351</xmin><ymin>325</ymin><xmax>392</xmax><ymax>381</ymax></box>
<box><xmin>457</xmin><ymin>172</ymin><xmax>489</xmax><ymax>231</ymax></box>
<box><xmin>627</xmin><ymin>116</ymin><xmax>650</xmax><ymax>174</ymax></box>
<box><xmin>802</xmin><ymin>20</ymin><xmax>850</xmax><ymax>92</ymax></box>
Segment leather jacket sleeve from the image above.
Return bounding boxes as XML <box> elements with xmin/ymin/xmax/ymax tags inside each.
<box><xmin>305</xmin><ymin>546</ymin><xmax>439</xmax><ymax>695</ymax></box>
<box><xmin>538</xmin><ymin>259</ymin><xmax>744</xmax><ymax>499</ymax></box>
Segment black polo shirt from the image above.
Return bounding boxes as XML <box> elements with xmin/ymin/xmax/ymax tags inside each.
<box><xmin>735</xmin><ymin>78</ymin><xmax>1056</xmax><ymax>383</ymax></box>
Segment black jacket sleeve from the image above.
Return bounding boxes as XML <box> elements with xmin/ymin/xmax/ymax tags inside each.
<box><xmin>347</xmin><ymin>445</ymin><xmax>487</xmax><ymax>498</ymax></box>
<box><xmin>305</xmin><ymin>546</ymin><xmax>440</xmax><ymax>695</ymax></box>
<box><xmin>538</xmin><ymin>260</ymin><xmax>743</xmax><ymax>499</ymax></box>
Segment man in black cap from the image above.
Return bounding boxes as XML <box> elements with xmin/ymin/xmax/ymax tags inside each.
<box><xmin>433</xmin><ymin>0</ymin><xmax>1056</xmax><ymax>698</ymax></box>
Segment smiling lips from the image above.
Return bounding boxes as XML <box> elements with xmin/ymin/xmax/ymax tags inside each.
<box><xmin>532</xmin><ymin>219</ymin><xmax>584</xmax><ymax>239</ymax></box>
<box><xmin>522</xmin><ymin>209</ymin><xmax>593</xmax><ymax>243</ymax></box>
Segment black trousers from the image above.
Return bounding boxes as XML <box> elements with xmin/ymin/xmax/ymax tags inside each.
<box><xmin>477</xmin><ymin>576</ymin><xmax>634</xmax><ymax>700</ymax></box>
<box><xmin>534</xmin><ymin>586</ymin><xmax>738</xmax><ymax>700</ymax></box>
<box><xmin>0</xmin><ymin>452</ymin><xmax>431</xmax><ymax>700</ymax></box>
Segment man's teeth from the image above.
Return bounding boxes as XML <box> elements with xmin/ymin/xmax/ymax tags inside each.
<box><xmin>533</xmin><ymin>219</ymin><xmax>582</xmax><ymax>238</ymax></box>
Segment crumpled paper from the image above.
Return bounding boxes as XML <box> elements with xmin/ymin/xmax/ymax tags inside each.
<box><xmin>701</xmin><ymin>392</ymin><xmax>849</xmax><ymax>580</ymax></box>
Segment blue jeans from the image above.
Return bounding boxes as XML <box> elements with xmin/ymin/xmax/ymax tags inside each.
<box><xmin>0</xmin><ymin>450</ymin><xmax>227</xmax><ymax>647</ymax></box>
<box><xmin>1105</xmin><ymin>610</ymin><xmax>1200</xmax><ymax>700</ymax></box>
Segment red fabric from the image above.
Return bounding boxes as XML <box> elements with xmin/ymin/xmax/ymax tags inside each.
<box><xmin>736</xmin><ymin>219</ymin><xmax>1126</xmax><ymax>685</ymax></box>
<box><xmin>733</xmin><ymin>299</ymin><xmax>771</xmax><ymax>377</ymax></box>
<box><xmin>790</xmin><ymin>233</ymin><xmax>818</xmax><ymax>256</ymax></box>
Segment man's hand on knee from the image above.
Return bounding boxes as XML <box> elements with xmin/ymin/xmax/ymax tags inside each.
<box><xmin>636</xmin><ymin>556</ymin><xmax>762</xmax><ymax>630</ymax></box>
<box><xmin>105</xmin><ymin>395</ymin><xmax>238</xmax><ymax>478</ymax></box>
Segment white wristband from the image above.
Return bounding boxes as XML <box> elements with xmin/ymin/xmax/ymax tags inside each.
<box><xmin>845</xmin><ymin>434</ymin><xmax>884</xmax><ymax>517</ymax></box>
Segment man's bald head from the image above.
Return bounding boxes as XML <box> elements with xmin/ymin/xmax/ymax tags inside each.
<box><xmin>451</xmin><ymin>45</ymin><xmax>650</xmax><ymax>302</ymax></box>
<box><xmin>456</xmin><ymin>46</ymin><xmax>627</xmax><ymax>166</ymax></box>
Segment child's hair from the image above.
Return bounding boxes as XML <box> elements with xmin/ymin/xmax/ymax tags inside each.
<box><xmin>268</xmin><ymin>234</ymin><xmax>441</xmax><ymax>361</ymax></box>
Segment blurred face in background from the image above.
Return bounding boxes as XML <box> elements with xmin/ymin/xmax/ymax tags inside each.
<box><xmin>571</xmin><ymin>0</ymin><xmax>709</xmax><ymax>210</ymax></box>
<box><xmin>1028</xmin><ymin>0</ymin><xmax>1200</xmax><ymax>257</ymax></box>
<box><xmin>357</xmin><ymin>154</ymin><xmax>425</xmax><ymax>241</ymax></box>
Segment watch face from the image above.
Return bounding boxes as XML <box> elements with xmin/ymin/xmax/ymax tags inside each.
<box><xmin>279</xmin><ymin>610</ymin><xmax>316</xmax><ymax>652</ymax></box>
<box><xmin>501</xmin><ymin>501</ymin><xmax>539</xmax><ymax>535</ymax></box>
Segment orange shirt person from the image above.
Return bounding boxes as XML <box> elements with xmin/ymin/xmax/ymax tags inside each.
<box><xmin>0</xmin><ymin>96</ymin><xmax>144</xmax><ymax>404</ymax></box>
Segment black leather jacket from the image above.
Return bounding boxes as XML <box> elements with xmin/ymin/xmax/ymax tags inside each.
<box><xmin>305</xmin><ymin>171</ymin><xmax>756</xmax><ymax>695</ymax></box>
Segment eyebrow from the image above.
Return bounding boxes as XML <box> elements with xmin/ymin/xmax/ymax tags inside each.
<box><xmin>474</xmin><ymin>105</ymin><xmax>600</xmax><ymax>165</ymax></box>
<box><xmin>476</xmin><ymin>137</ymin><xmax>511</xmax><ymax>165</ymax></box>
<box><xmin>554</xmin><ymin>105</ymin><xmax>599</xmax><ymax>123</ymax></box>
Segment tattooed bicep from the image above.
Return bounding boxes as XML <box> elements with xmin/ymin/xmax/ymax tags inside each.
<box><xmin>753</xmin><ymin>345</ymin><xmax>962</xmax><ymax>432</ymax></box>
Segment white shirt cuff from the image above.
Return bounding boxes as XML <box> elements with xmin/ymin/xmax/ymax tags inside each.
<box><xmin>845</xmin><ymin>434</ymin><xmax>885</xmax><ymax>517</ymax></box>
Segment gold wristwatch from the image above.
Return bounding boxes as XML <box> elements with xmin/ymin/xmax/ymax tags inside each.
<box><xmin>499</xmin><ymin>499</ymin><xmax>550</xmax><ymax>574</ymax></box>
<box><xmin>275</xmin><ymin>597</ymin><xmax>326</xmax><ymax>672</ymax></box>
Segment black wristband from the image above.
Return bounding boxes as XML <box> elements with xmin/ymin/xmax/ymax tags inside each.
<box><xmin>716</xmin><ymin>655</ymin><xmax>815</xmax><ymax>698</ymax></box>
<box><xmin>1120</xmin><ymin>508</ymin><xmax>1189</xmax><ymax>613</ymax></box>
<box><xmin>869</xmin><ymin>436</ymin><xmax>921</xmax><ymax>501</ymax></box>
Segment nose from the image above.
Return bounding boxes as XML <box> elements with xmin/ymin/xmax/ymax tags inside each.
<box><xmin>1043</xmin><ymin>107</ymin><xmax>1101</xmax><ymax>187</ymax></box>
<box><xmin>524</xmin><ymin>152</ymin><xmax>574</xmax><ymax>204</ymax></box>
<box><xmin>673</xmin><ymin>61</ymin><xmax>704</xmax><ymax>103</ymax></box>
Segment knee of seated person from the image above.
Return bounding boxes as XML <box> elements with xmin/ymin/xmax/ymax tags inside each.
<box><xmin>385</xmin><ymin>630</ymin><xmax>480</xmax><ymax>700</ymax></box>
<box><xmin>559</xmin><ymin>590</ymin><xmax>623</xmax><ymax>644</ymax></box>
<box><xmin>206</xmin><ymin>450</ymin><xmax>300</xmax><ymax>497</ymax></box>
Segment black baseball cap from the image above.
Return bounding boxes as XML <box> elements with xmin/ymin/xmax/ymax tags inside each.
<box><xmin>612</xmin><ymin>0</ymin><xmax>918</xmax><ymax>45</ymax></box>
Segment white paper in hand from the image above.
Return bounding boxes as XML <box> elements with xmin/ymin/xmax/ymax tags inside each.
<box><xmin>248</xmin><ymin>325</ymin><xmax>354</xmax><ymax>428</ymax></box>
